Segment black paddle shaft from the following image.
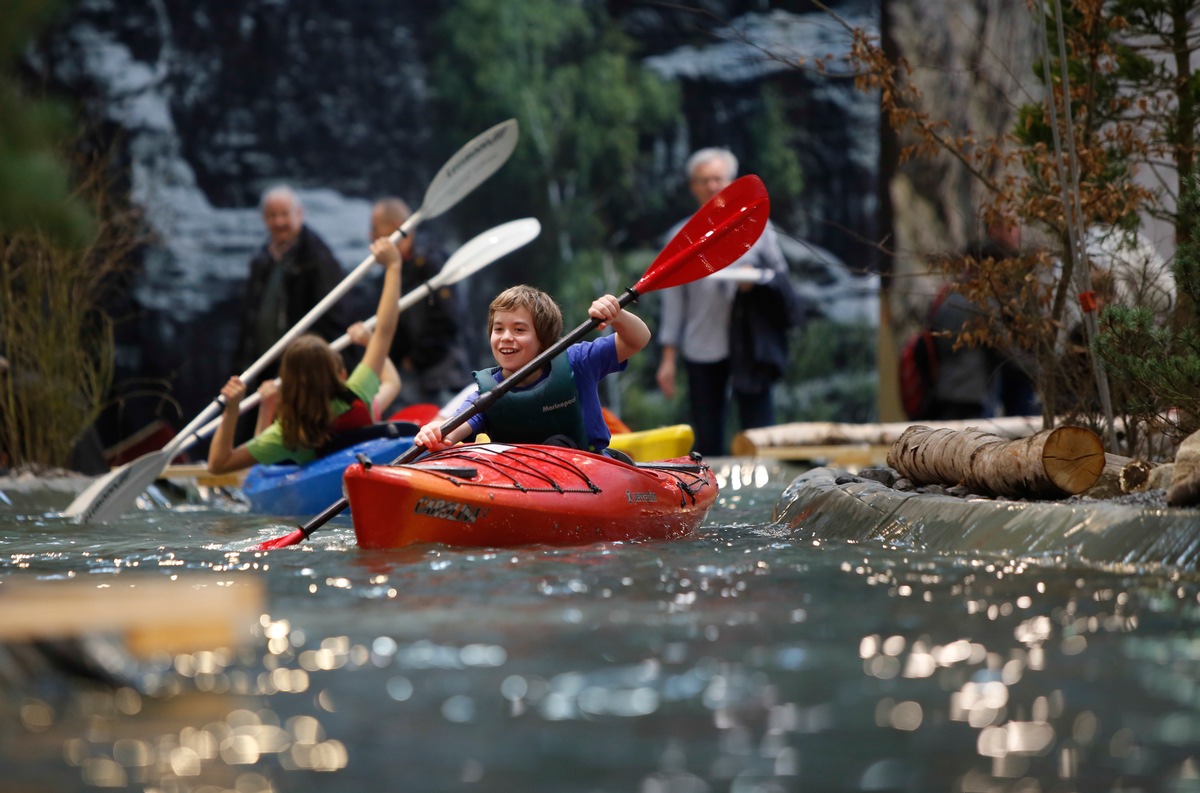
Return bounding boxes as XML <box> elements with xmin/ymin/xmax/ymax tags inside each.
<box><xmin>293</xmin><ymin>287</ymin><xmax>641</xmax><ymax>539</ymax></box>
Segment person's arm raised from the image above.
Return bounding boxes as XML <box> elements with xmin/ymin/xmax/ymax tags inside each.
<box><xmin>360</xmin><ymin>239</ymin><xmax>403</xmax><ymax>381</ymax></box>
<box><xmin>349</xmin><ymin>320</ymin><xmax>402</xmax><ymax>420</ymax></box>
<box><xmin>590</xmin><ymin>294</ymin><xmax>650</xmax><ymax>362</ymax></box>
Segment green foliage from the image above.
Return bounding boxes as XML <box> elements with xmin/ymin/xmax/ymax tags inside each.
<box><xmin>430</xmin><ymin>0</ymin><xmax>680</xmax><ymax>292</ymax></box>
<box><xmin>431</xmin><ymin>1</ymin><xmax>830</xmax><ymax>438</ymax></box>
<box><xmin>1176</xmin><ymin>168</ymin><xmax>1200</xmax><ymax>307</ymax></box>
<box><xmin>746</xmin><ymin>85</ymin><xmax>804</xmax><ymax>207</ymax></box>
<box><xmin>1089</xmin><ymin>166</ymin><xmax>1200</xmax><ymax>454</ymax></box>
<box><xmin>776</xmin><ymin>319</ymin><xmax>877</xmax><ymax>423</ymax></box>
<box><xmin>1016</xmin><ymin>2</ymin><xmax>1146</xmax><ymax>231</ymax></box>
<box><xmin>0</xmin><ymin>232</ymin><xmax>112</xmax><ymax>469</ymax></box>
<box><xmin>997</xmin><ymin>1</ymin><xmax>1200</xmax><ymax>453</ymax></box>
<box><xmin>0</xmin><ymin>138</ymin><xmax>143</xmax><ymax>471</ymax></box>
<box><xmin>430</xmin><ymin>0</ymin><xmax>696</xmax><ymax>432</ymax></box>
<box><xmin>0</xmin><ymin>0</ymin><xmax>95</xmax><ymax>247</ymax></box>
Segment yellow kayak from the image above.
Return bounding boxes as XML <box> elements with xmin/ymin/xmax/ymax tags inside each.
<box><xmin>608</xmin><ymin>424</ymin><xmax>695</xmax><ymax>463</ymax></box>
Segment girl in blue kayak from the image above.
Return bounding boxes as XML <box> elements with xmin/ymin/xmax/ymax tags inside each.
<box><xmin>207</xmin><ymin>237</ymin><xmax>403</xmax><ymax>474</ymax></box>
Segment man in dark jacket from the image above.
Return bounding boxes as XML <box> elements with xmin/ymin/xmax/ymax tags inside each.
<box><xmin>228</xmin><ymin>186</ymin><xmax>350</xmax><ymax>445</ymax></box>
<box><xmin>370</xmin><ymin>197</ymin><xmax>471</xmax><ymax>414</ymax></box>
<box><xmin>231</xmin><ymin>186</ymin><xmax>350</xmax><ymax>377</ymax></box>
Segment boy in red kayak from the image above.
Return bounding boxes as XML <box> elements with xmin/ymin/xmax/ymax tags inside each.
<box><xmin>414</xmin><ymin>284</ymin><xmax>649</xmax><ymax>457</ymax></box>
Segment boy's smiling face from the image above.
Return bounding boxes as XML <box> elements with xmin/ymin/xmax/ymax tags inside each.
<box><xmin>490</xmin><ymin>306</ymin><xmax>544</xmax><ymax>379</ymax></box>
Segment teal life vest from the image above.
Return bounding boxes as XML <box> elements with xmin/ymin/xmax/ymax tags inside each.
<box><xmin>473</xmin><ymin>361</ymin><xmax>590</xmax><ymax>449</ymax></box>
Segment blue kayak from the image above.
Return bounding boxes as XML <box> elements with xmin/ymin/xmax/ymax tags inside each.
<box><xmin>241</xmin><ymin>434</ymin><xmax>416</xmax><ymax>516</ymax></box>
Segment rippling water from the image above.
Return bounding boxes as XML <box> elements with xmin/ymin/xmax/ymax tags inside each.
<box><xmin>3</xmin><ymin>460</ymin><xmax>1200</xmax><ymax>793</ymax></box>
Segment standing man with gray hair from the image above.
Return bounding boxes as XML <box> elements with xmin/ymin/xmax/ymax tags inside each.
<box><xmin>656</xmin><ymin>147</ymin><xmax>794</xmax><ymax>457</ymax></box>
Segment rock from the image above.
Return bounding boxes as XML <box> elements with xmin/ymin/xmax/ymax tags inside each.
<box><xmin>1167</xmin><ymin>431</ymin><xmax>1200</xmax><ymax>506</ymax></box>
<box><xmin>857</xmin><ymin>467</ymin><xmax>898</xmax><ymax>487</ymax></box>
<box><xmin>1149</xmin><ymin>463</ymin><xmax>1175</xmax><ymax>492</ymax></box>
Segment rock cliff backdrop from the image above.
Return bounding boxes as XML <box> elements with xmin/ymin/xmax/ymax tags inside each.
<box><xmin>27</xmin><ymin>0</ymin><xmax>1034</xmax><ymax>450</ymax></box>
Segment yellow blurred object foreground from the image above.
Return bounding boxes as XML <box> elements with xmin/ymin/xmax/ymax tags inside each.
<box><xmin>609</xmin><ymin>424</ymin><xmax>695</xmax><ymax>463</ymax></box>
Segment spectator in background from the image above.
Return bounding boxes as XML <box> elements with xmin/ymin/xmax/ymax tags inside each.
<box><xmin>924</xmin><ymin>286</ymin><xmax>999</xmax><ymax>420</ymax></box>
<box><xmin>977</xmin><ymin>222</ymin><xmax>1039</xmax><ymax>417</ymax></box>
<box><xmin>227</xmin><ymin>186</ymin><xmax>351</xmax><ymax>445</ymax></box>
<box><xmin>231</xmin><ymin>186</ymin><xmax>350</xmax><ymax>377</ymax></box>
<box><xmin>925</xmin><ymin>221</ymin><xmax>1039</xmax><ymax>421</ymax></box>
<box><xmin>370</xmin><ymin>197</ymin><xmax>471</xmax><ymax>414</ymax></box>
<box><xmin>655</xmin><ymin>147</ymin><xmax>791</xmax><ymax>457</ymax></box>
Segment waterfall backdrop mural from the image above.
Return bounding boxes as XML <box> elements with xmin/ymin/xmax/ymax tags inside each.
<box><xmin>15</xmin><ymin>0</ymin><xmax>880</xmax><ymax>467</ymax></box>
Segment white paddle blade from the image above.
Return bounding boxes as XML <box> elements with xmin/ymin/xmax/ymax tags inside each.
<box><xmin>418</xmin><ymin>119</ymin><xmax>518</xmax><ymax>221</ymax></box>
<box><xmin>63</xmin><ymin>398</ymin><xmax>225</xmax><ymax>523</ymax></box>
<box><xmin>61</xmin><ymin>451</ymin><xmax>171</xmax><ymax>523</ymax></box>
<box><xmin>434</xmin><ymin>218</ymin><xmax>541</xmax><ymax>287</ymax></box>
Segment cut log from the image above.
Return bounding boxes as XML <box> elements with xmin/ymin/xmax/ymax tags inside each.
<box><xmin>732</xmin><ymin>416</ymin><xmax>1044</xmax><ymax>458</ymax></box>
<box><xmin>886</xmin><ymin>425</ymin><xmax>1106</xmax><ymax>498</ymax></box>
<box><xmin>1083</xmin><ymin>453</ymin><xmax>1159</xmax><ymax>498</ymax></box>
<box><xmin>1118</xmin><ymin>457</ymin><xmax>1157</xmax><ymax>493</ymax></box>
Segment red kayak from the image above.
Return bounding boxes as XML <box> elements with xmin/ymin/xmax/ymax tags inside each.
<box><xmin>343</xmin><ymin>443</ymin><xmax>719</xmax><ymax>549</ymax></box>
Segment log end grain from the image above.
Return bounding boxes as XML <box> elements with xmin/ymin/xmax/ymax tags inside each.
<box><xmin>1042</xmin><ymin>426</ymin><xmax>1106</xmax><ymax>495</ymax></box>
<box><xmin>730</xmin><ymin>432</ymin><xmax>757</xmax><ymax>457</ymax></box>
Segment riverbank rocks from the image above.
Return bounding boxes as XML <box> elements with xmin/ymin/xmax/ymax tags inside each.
<box><xmin>1168</xmin><ymin>429</ymin><xmax>1200</xmax><ymax>507</ymax></box>
<box><xmin>775</xmin><ymin>466</ymin><xmax>1196</xmax><ymax>569</ymax></box>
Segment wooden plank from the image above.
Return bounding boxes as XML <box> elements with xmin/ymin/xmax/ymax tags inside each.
<box><xmin>742</xmin><ymin>443</ymin><xmax>892</xmax><ymax>467</ymax></box>
<box><xmin>161</xmin><ymin>463</ymin><xmax>245</xmax><ymax>488</ymax></box>
<box><xmin>0</xmin><ymin>575</ymin><xmax>264</xmax><ymax>656</ymax></box>
<box><xmin>732</xmin><ymin>417</ymin><xmax>1045</xmax><ymax>456</ymax></box>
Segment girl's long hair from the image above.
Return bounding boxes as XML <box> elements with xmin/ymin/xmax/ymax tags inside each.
<box><xmin>277</xmin><ymin>334</ymin><xmax>344</xmax><ymax>450</ymax></box>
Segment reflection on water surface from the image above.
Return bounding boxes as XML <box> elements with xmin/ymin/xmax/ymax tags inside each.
<box><xmin>2</xmin><ymin>459</ymin><xmax>1200</xmax><ymax>792</ymax></box>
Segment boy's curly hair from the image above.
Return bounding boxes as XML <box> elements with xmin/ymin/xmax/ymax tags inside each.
<box><xmin>487</xmin><ymin>285</ymin><xmax>562</xmax><ymax>350</ymax></box>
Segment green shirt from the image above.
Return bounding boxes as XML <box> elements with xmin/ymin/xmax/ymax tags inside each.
<box><xmin>245</xmin><ymin>363</ymin><xmax>381</xmax><ymax>466</ymax></box>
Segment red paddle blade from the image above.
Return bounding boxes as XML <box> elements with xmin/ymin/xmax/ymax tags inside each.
<box><xmin>635</xmin><ymin>175</ymin><xmax>770</xmax><ymax>294</ymax></box>
<box><xmin>259</xmin><ymin>527</ymin><xmax>307</xmax><ymax>551</ymax></box>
